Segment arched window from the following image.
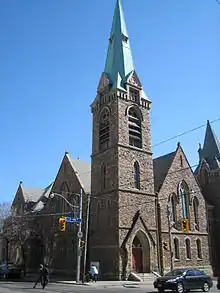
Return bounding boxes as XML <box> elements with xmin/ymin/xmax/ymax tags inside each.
<box><xmin>128</xmin><ymin>107</ymin><xmax>142</xmax><ymax>148</ymax></box>
<box><xmin>185</xmin><ymin>238</ymin><xmax>191</xmax><ymax>259</ymax></box>
<box><xmin>96</xmin><ymin>201</ymin><xmax>101</xmax><ymax>227</ymax></box>
<box><xmin>134</xmin><ymin>161</ymin><xmax>140</xmax><ymax>189</ymax></box>
<box><xmin>180</xmin><ymin>155</ymin><xmax>183</xmax><ymax>167</ymax></box>
<box><xmin>203</xmin><ymin>169</ymin><xmax>209</xmax><ymax>185</ymax></box>
<box><xmin>107</xmin><ymin>199</ymin><xmax>111</xmax><ymax>226</ymax></box>
<box><xmin>99</xmin><ymin>108</ymin><xmax>110</xmax><ymax>151</ymax></box>
<box><xmin>196</xmin><ymin>239</ymin><xmax>202</xmax><ymax>259</ymax></box>
<box><xmin>60</xmin><ymin>181</ymin><xmax>69</xmax><ymax>214</ymax></box>
<box><xmin>174</xmin><ymin>238</ymin><xmax>180</xmax><ymax>259</ymax></box>
<box><xmin>171</xmin><ymin>193</ymin><xmax>177</xmax><ymax>223</ymax></box>
<box><xmin>193</xmin><ymin>197</ymin><xmax>199</xmax><ymax>230</ymax></box>
<box><xmin>60</xmin><ymin>181</ymin><xmax>69</xmax><ymax>194</ymax></box>
<box><xmin>101</xmin><ymin>163</ymin><xmax>107</xmax><ymax>190</ymax></box>
<box><xmin>179</xmin><ymin>181</ymin><xmax>189</xmax><ymax>220</ymax></box>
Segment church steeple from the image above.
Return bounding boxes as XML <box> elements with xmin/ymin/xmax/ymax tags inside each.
<box><xmin>104</xmin><ymin>0</ymin><xmax>134</xmax><ymax>90</ymax></box>
<box><xmin>202</xmin><ymin>120</ymin><xmax>220</xmax><ymax>169</ymax></box>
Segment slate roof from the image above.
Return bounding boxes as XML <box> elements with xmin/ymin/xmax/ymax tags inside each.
<box><xmin>68</xmin><ymin>157</ymin><xmax>91</xmax><ymax>194</ymax></box>
<box><xmin>21</xmin><ymin>186</ymin><xmax>46</xmax><ymax>203</ymax></box>
<box><xmin>153</xmin><ymin>151</ymin><xmax>176</xmax><ymax>192</ymax></box>
<box><xmin>32</xmin><ymin>182</ymin><xmax>54</xmax><ymax>212</ymax></box>
<box><xmin>201</xmin><ymin>120</ymin><xmax>220</xmax><ymax>170</ymax></box>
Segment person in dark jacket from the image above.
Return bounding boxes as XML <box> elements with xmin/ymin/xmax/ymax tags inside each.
<box><xmin>33</xmin><ymin>264</ymin><xmax>49</xmax><ymax>289</ymax></box>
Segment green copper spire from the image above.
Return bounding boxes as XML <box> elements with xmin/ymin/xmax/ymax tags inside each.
<box><xmin>104</xmin><ymin>0</ymin><xmax>134</xmax><ymax>90</ymax></box>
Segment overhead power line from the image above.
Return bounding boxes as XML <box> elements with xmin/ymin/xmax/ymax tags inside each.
<box><xmin>152</xmin><ymin>118</ymin><xmax>220</xmax><ymax>148</ymax></box>
<box><xmin>9</xmin><ymin>118</ymin><xmax>220</xmax><ymax>210</ymax></box>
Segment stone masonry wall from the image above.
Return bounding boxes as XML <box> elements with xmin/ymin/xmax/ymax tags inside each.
<box><xmin>158</xmin><ymin>146</ymin><xmax>211</xmax><ymax>272</ymax></box>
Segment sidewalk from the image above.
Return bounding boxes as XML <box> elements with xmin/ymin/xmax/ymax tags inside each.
<box><xmin>56</xmin><ymin>280</ymin><xmax>155</xmax><ymax>287</ymax></box>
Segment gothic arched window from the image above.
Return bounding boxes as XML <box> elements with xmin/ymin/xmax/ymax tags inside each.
<box><xmin>60</xmin><ymin>181</ymin><xmax>69</xmax><ymax>214</ymax></box>
<box><xmin>128</xmin><ymin>107</ymin><xmax>142</xmax><ymax>148</ymax></box>
<box><xmin>171</xmin><ymin>193</ymin><xmax>177</xmax><ymax>223</ymax></box>
<box><xmin>60</xmin><ymin>181</ymin><xmax>69</xmax><ymax>195</ymax></box>
<box><xmin>134</xmin><ymin>161</ymin><xmax>140</xmax><ymax>189</ymax></box>
<box><xmin>203</xmin><ymin>169</ymin><xmax>209</xmax><ymax>185</ymax></box>
<box><xmin>196</xmin><ymin>238</ymin><xmax>202</xmax><ymax>259</ymax></box>
<box><xmin>174</xmin><ymin>238</ymin><xmax>180</xmax><ymax>259</ymax></box>
<box><xmin>193</xmin><ymin>197</ymin><xmax>199</xmax><ymax>230</ymax></box>
<box><xmin>179</xmin><ymin>181</ymin><xmax>189</xmax><ymax>220</ymax></box>
<box><xmin>101</xmin><ymin>163</ymin><xmax>107</xmax><ymax>191</ymax></box>
<box><xmin>185</xmin><ymin>238</ymin><xmax>191</xmax><ymax>259</ymax></box>
<box><xmin>99</xmin><ymin>108</ymin><xmax>110</xmax><ymax>151</ymax></box>
<box><xmin>107</xmin><ymin>199</ymin><xmax>111</xmax><ymax>226</ymax></box>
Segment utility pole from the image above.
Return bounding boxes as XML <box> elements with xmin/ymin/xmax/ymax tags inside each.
<box><xmin>166</xmin><ymin>204</ymin><xmax>173</xmax><ymax>271</ymax></box>
<box><xmin>82</xmin><ymin>193</ymin><xmax>91</xmax><ymax>283</ymax></box>
<box><xmin>76</xmin><ymin>188</ymin><xmax>83</xmax><ymax>283</ymax></box>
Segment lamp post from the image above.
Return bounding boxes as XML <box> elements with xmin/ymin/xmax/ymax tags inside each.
<box><xmin>50</xmin><ymin>189</ymin><xmax>83</xmax><ymax>283</ymax></box>
<box><xmin>76</xmin><ymin>189</ymin><xmax>83</xmax><ymax>283</ymax></box>
<box><xmin>82</xmin><ymin>193</ymin><xmax>90</xmax><ymax>283</ymax></box>
<box><xmin>167</xmin><ymin>194</ymin><xmax>173</xmax><ymax>271</ymax></box>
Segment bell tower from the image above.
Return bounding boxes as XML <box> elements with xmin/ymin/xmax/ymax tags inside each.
<box><xmin>90</xmin><ymin>0</ymin><xmax>158</xmax><ymax>280</ymax></box>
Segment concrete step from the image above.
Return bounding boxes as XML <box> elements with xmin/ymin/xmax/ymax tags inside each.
<box><xmin>135</xmin><ymin>273</ymin><xmax>157</xmax><ymax>282</ymax></box>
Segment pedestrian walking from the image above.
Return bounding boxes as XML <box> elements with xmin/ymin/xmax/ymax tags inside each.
<box><xmin>33</xmin><ymin>264</ymin><xmax>49</xmax><ymax>289</ymax></box>
<box><xmin>89</xmin><ymin>264</ymin><xmax>98</xmax><ymax>282</ymax></box>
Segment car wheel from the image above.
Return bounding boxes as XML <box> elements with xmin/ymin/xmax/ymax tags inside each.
<box><xmin>176</xmin><ymin>282</ymin><xmax>184</xmax><ymax>293</ymax></box>
<box><xmin>202</xmin><ymin>282</ymin><xmax>210</xmax><ymax>292</ymax></box>
<box><xmin>158</xmin><ymin>289</ymin><xmax>164</xmax><ymax>293</ymax></box>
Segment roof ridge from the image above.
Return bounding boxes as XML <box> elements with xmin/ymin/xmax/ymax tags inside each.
<box><xmin>153</xmin><ymin>151</ymin><xmax>176</xmax><ymax>161</ymax></box>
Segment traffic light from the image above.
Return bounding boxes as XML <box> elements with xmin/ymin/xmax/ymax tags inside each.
<box><xmin>80</xmin><ymin>240</ymin><xmax>85</xmax><ymax>249</ymax></box>
<box><xmin>163</xmin><ymin>241</ymin><xmax>168</xmax><ymax>250</ymax></box>
<box><xmin>59</xmin><ymin>217</ymin><xmax>66</xmax><ymax>232</ymax></box>
<box><xmin>181</xmin><ymin>219</ymin><xmax>189</xmax><ymax>233</ymax></box>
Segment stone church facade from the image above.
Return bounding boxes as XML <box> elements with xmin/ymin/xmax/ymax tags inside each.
<box><xmin>89</xmin><ymin>0</ymin><xmax>210</xmax><ymax>280</ymax></box>
<box><xmin>2</xmin><ymin>0</ymin><xmax>211</xmax><ymax>281</ymax></box>
<box><xmin>195</xmin><ymin>121</ymin><xmax>220</xmax><ymax>277</ymax></box>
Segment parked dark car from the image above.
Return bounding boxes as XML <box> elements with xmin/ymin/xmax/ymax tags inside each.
<box><xmin>0</xmin><ymin>263</ymin><xmax>22</xmax><ymax>279</ymax></box>
<box><xmin>154</xmin><ymin>268</ymin><xmax>213</xmax><ymax>293</ymax></box>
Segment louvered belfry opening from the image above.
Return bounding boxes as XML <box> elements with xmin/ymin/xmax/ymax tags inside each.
<box><xmin>128</xmin><ymin>107</ymin><xmax>142</xmax><ymax>148</ymax></box>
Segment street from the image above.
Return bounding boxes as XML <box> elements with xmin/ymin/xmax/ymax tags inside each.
<box><xmin>0</xmin><ymin>281</ymin><xmax>219</xmax><ymax>293</ymax></box>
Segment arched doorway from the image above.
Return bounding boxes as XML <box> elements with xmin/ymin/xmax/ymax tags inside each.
<box><xmin>132</xmin><ymin>231</ymin><xmax>150</xmax><ymax>273</ymax></box>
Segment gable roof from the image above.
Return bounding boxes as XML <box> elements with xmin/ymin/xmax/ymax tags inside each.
<box><xmin>70</xmin><ymin>159</ymin><xmax>91</xmax><ymax>194</ymax></box>
<box><xmin>153</xmin><ymin>151</ymin><xmax>176</xmax><ymax>192</ymax></box>
<box><xmin>65</xmin><ymin>154</ymin><xmax>91</xmax><ymax>194</ymax></box>
<box><xmin>32</xmin><ymin>182</ymin><xmax>54</xmax><ymax>212</ymax></box>
<box><xmin>21</xmin><ymin>185</ymin><xmax>45</xmax><ymax>203</ymax></box>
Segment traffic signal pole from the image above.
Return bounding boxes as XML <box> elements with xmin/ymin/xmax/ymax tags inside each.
<box><xmin>166</xmin><ymin>204</ymin><xmax>173</xmax><ymax>271</ymax></box>
<box><xmin>76</xmin><ymin>188</ymin><xmax>83</xmax><ymax>283</ymax></box>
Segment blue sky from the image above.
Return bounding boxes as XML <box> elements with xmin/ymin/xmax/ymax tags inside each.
<box><xmin>0</xmin><ymin>0</ymin><xmax>219</xmax><ymax>202</ymax></box>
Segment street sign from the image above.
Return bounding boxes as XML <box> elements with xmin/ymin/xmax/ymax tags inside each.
<box><xmin>77</xmin><ymin>231</ymin><xmax>83</xmax><ymax>238</ymax></box>
<box><xmin>65</xmin><ymin>217</ymin><xmax>82</xmax><ymax>223</ymax></box>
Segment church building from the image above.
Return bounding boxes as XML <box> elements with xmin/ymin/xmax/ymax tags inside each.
<box><xmin>89</xmin><ymin>0</ymin><xmax>210</xmax><ymax>280</ymax></box>
<box><xmin>195</xmin><ymin>120</ymin><xmax>220</xmax><ymax>277</ymax></box>
<box><xmin>2</xmin><ymin>0</ymin><xmax>211</xmax><ymax>281</ymax></box>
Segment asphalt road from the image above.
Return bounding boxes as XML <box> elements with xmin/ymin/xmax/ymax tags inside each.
<box><xmin>0</xmin><ymin>281</ymin><xmax>219</xmax><ymax>293</ymax></box>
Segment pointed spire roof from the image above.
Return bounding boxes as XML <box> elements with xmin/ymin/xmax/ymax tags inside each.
<box><xmin>104</xmin><ymin>0</ymin><xmax>134</xmax><ymax>90</ymax></box>
<box><xmin>202</xmin><ymin>120</ymin><xmax>220</xmax><ymax>169</ymax></box>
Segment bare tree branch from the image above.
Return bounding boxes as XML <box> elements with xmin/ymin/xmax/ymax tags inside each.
<box><xmin>0</xmin><ymin>202</ymin><xmax>11</xmax><ymax>233</ymax></box>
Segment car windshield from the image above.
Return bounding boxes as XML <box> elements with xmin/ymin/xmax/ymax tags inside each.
<box><xmin>165</xmin><ymin>269</ymin><xmax>186</xmax><ymax>277</ymax></box>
